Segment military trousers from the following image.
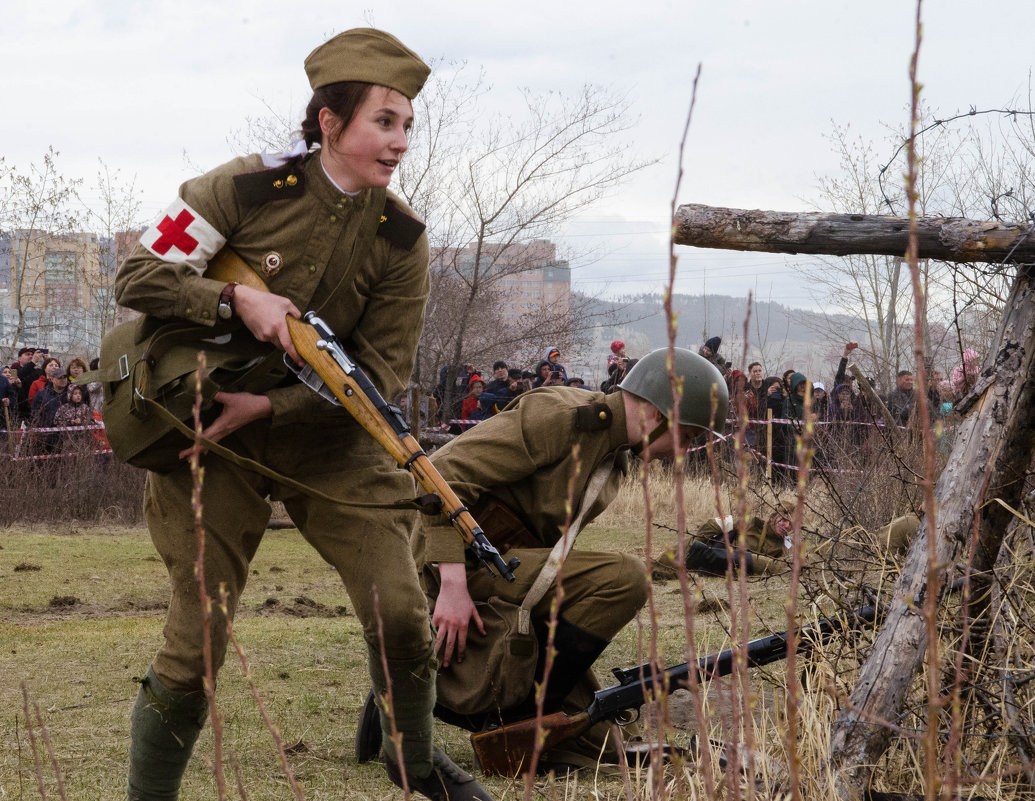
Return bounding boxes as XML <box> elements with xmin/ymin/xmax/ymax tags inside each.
<box><xmin>143</xmin><ymin>416</ymin><xmax>433</xmax><ymax>693</ymax></box>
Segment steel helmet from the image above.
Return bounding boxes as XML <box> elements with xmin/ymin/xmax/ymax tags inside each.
<box><xmin>619</xmin><ymin>347</ymin><xmax>728</xmax><ymax>434</ymax></box>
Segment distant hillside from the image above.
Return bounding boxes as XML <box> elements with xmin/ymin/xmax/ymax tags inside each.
<box><xmin>571</xmin><ymin>292</ymin><xmax>870</xmax><ymax>386</ymax></box>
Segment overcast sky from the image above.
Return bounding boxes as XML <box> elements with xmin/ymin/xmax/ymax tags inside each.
<box><xmin>4</xmin><ymin>0</ymin><xmax>1034</xmax><ymax>308</ymax></box>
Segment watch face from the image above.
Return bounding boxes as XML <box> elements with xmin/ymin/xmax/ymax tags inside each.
<box><xmin>218</xmin><ymin>302</ymin><xmax>232</xmax><ymax>320</ymax></box>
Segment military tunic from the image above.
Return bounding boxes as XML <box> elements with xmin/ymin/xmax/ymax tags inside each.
<box><xmin>418</xmin><ymin>387</ymin><xmax>648</xmax><ymax>647</ymax></box>
<box><xmin>115</xmin><ymin>151</ymin><xmax>434</xmax><ymax>692</ymax></box>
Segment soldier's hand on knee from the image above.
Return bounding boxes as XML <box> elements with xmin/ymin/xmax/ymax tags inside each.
<box><xmin>433</xmin><ymin>563</ymin><xmax>485</xmax><ymax>668</ymax></box>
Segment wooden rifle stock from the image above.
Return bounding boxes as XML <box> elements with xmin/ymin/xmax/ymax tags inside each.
<box><xmin>471</xmin><ymin>710</ymin><xmax>594</xmax><ymax>777</ymax></box>
<box><xmin>206</xmin><ymin>248</ymin><xmax>518</xmax><ymax>581</ymax></box>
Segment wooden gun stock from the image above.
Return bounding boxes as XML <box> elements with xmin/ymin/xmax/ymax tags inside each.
<box><xmin>206</xmin><ymin>248</ymin><xmax>518</xmax><ymax>580</ymax></box>
<box><xmin>470</xmin><ymin>711</ymin><xmax>592</xmax><ymax>777</ymax></box>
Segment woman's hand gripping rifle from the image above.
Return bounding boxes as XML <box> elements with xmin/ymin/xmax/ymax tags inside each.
<box><xmin>207</xmin><ymin>248</ymin><xmax>518</xmax><ymax>581</ymax></box>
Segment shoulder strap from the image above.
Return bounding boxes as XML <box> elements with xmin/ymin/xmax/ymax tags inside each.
<box><xmin>516</xmin><ymin>456</ymin><xmax>617</xmax><ymax>635</ymax></box>
<box><xmin>141</xmin><ymin>396</ymin><xmax>421</xmax><ymax>512</ymax></box>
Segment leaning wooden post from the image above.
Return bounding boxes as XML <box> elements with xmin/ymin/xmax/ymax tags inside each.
<box><xmin>827</xmin><ymin>264</ymin><xmax>1035</xmax><ymax>799</ymax></box>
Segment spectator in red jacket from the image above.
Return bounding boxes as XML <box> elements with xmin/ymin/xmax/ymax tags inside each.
<box><xmin>460</xmin><ymin>374</ymin><xmax>488</xmax><ymax>421</ymax></box>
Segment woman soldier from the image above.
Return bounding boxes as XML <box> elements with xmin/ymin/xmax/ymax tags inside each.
<box><xmin>115</xmin><ymin>29</ymin><xmax>493</xmax><ymax>801</ymax></box>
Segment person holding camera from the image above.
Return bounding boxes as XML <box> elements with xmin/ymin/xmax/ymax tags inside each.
<box><xmin>532</xmin><ymin>359</ymin><xmax>565</xmax><ymax>388</ymax></box>
<box><xmin>544</xmin><ymin>346</ymin><xmax>568</xmax><ymax>382</ymax></box>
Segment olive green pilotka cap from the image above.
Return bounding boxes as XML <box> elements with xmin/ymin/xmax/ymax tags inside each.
<box><xmin>304</xmin><ymin>28</ymin><xmax>431</xmax><ymax>100</ymax></box>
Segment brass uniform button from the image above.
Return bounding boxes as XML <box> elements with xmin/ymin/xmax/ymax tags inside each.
<box><xmin>286</xmin><ymin>174</ymin><xmax>298</xmax><ymax>186</ymax></box>
<box><xmin>330</xmin><ymin>215</ymin><xmax>337</xmax><ymax>223</ymax></box>
<box><xmin>599</xmin><ymin>411</ymin><xmax>607</xmax><ymax>421</ymax></box>
<box><xmin>273</xmin><ymin>179</ymin><xmax>285</xmax><ymax>189</ymax></box>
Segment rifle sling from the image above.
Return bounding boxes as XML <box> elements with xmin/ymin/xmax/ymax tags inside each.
<box><xmin>140</xmin><ymin>394</ymin><xmax>422</xmax><ymax>512</ymax></box>
<box><xmin>517</xmin><ymin>456</ymin><xmax>616</xmax><ymax>635</ymax></box>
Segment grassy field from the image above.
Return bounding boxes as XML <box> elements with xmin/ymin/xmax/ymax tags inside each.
<box><xmin>0</xmin><ymin>507</ymin><xmax>801</xmax><ymax>801</ymax></box>
<box><xmin>0</xmin><ymin>468</ymin><xmax>929</xmax><ymax>801</ymax></box>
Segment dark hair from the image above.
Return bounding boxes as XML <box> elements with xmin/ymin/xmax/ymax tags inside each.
<box><xmin>493</xmin><ymin>360</ymin><xmax>508</xmax><ymax>371</ymax></box>
<box><xmin>748</xmin><ymin>361</ymin><xmax>762</xmax><ymax>371</ymax></box>
<box><xmin>897</xmin><ymin>369</ymin><xmax>913</xmax><ymax>378</ymax></box>
<box><xmin>299</xmin><ymin>81</ymin><xmax>375</xmax><ymax>149</ymax></box>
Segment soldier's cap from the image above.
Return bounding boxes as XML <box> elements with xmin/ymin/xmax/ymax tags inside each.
<box><xmin>304</xmin><ymin>28</ymin><xmax>430</xmax><ymax>99</ymax></box>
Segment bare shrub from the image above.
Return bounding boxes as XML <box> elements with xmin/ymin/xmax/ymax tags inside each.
<box><xmin>0</xmin><ymin>436</ymin><xmax>145</xmax><ymax>526</ymax></box>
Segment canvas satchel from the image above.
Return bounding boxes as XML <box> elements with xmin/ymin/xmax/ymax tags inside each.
<box><xmin>98</xmin><ymin>315</ymin><xmax>287</xmax><ymax>473</ymax></box>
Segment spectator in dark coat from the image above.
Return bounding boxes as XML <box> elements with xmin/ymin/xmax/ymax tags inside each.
<box><xmin>484</xmin><ymin>361</ymin><xmax>510</xmax><ymax>396</ymax></box>
<box><xmin>698</xmin><ymin>336</ymin><xmax>728</xmax><ymax>377</ymax></box>
<box><xmin>480</xmin><ymin>369</ymin><xmax>523</xmax><ymax>415</ymax></box>
<box><xmin>1</xmin><ymin>367</ymin><xmax>19</xmax><ymax>433</ymax></box>
<box><xmin>544</xmin><ymin>346</ymin><xmax>568</xmax><ymax>382</ymax></box>
<box><xmin>532</xmin><ymin>359</ymin><xmax>565</xmax><ymax>388</ymax></box>
<box><xmin>885</xmin><ymin>370</ymin><xmax>933</xmax><ymax>427</ymax></box>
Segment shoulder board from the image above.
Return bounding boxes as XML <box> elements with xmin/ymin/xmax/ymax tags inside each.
<box><xmin>378</xmin><ymin>198</ymin><xmax>426</xmax><ymax>251</ymax></box>
<box><xmin>232</xmin><ymin>162</ymin><xmax>305</xmax><ymax>206</ymax></box>
<box><xmin>574</xmin><ymin>402</ymin><xmax>613</xmax><ymax>432</ymax></box>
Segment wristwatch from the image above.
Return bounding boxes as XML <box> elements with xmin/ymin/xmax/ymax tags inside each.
<box><xmin>217</xmin><ymin>282</ymin><xmax>238</xmax><ymax>320</ymax></box>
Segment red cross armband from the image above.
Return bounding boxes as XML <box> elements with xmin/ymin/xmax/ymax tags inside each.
<box><xmin>139</xmin><ymin>197</ymin><xmax>227</xmax><ymax>273</ymax></box>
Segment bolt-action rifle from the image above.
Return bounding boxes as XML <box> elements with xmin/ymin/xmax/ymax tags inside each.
<box><xmin>470</xmin><ymin>602</ymin><xmax>879</xmax><ymax>776</ymax></box>
<box><xmin>206</xmin><ymin>248</ymin><xmax>518</xmax><ymax>582</ymax></box>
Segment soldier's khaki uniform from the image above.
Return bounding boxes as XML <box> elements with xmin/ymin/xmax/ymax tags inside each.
<box><xmin>116</xmin><ymin>151</ymin><xmax>435</xmax><ymax>770</ymax></box>
<box><xmin>416</xmin><ymin>388</ymin><xmax>648</xmax><ymax>767</ymax></box>
<box><xmin>419</xmin><ymin>388</ymin><xmax>647</xmax><ymax>642</ymax></box>
<box><xmin>697</xmin><ymin>514</ymin><xmax>787</xmax><ymax>557</ymax></box>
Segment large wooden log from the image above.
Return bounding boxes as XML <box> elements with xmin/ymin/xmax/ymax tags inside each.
<box><xmin>674</xmin><ymin>204</ymin><xmax>1035</xmax><ymax>263</ymax></box>
<box><xmin>827</xmin><ymin>264</ymin><xmax>1035</xmax><ymax>800</ymax></box>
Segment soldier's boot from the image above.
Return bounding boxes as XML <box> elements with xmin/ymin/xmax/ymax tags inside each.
<box><xmin>127</xmin><ymin>667</ymin><xmax>208</xmax><ymax>801</ymax></box>
<box><xmin>369</xmin><ymin>644</ymin><xmax>495</xmax><ymax>801</ymax></box>
<box><xmin>502</xmin><ymin>618</ymin><xmax>610</xmax><ymax>722</ymax></box>
<box><xmin>383</xmin><ymin>745</ymin><xmax>495</xmax><ymax>801</ymax></box>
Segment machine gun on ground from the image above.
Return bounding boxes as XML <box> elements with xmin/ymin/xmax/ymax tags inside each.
<box><xmin>471</xmin><ymin>602</ymin><xmax>880</xmax><ymax>776</ymax></box>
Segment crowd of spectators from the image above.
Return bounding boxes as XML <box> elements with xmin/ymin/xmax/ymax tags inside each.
<box><xmin>2</xmin><ymin>346</ymin><xmax>104</xmax><ymax>454</ymax></box>
<box><xmin>711</xmin><ymin>338</ymin><xmax>978</xmax><ymax>478</ymax></box>
<box><xmin>432</xmin><ymin>345</ymin><xmax>606</xmax><ymax>431</ymax></box>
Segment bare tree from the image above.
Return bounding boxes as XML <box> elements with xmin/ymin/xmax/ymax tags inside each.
<box><xmin>790</xmin><ymin>107</ymin><xmax>1035</xmax><ymax>390</ymax></box>
<box><xmin>78</xmin><ymin>161</ymin><xmax>146</xmax><ymax>353</ymax></box>
<box><xmin>0</xmin><ymin>148</ymin><xmax>83</xmax><ymax>354</ymax></box>
<box><xmin>395</xmin><ymin>67</ymin><xmax>654</xmax><ymax>411</ymax></box>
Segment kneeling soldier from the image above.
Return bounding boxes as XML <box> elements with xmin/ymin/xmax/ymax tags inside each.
<box><xmin>367</xmin><ymin>348</ymin><xmax>727</xmax><ymax>772</ymax></box>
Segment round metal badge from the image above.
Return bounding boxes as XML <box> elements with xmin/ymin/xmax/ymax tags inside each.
<box><xmin>262</xmin><ymin>251</ymin><xmax>283</xmax><ymax>277</ymax></box>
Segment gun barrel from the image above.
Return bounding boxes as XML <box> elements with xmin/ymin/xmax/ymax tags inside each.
<box><xmin>591</xmin><ymin>604</ymin><xmax>880</xmax><ymax>724</ymax></box>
